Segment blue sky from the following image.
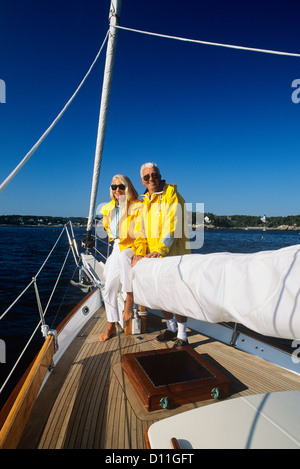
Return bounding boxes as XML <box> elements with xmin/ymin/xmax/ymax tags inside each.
<box><xmin>1</xmin><ymin>0</ymin><xmax>300</xmax><ymax>218</ymax></box>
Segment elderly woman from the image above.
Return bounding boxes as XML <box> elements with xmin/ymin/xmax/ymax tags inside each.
<box><xmin>99</xmin><ymin>174</ymin><xmax>146</xmax><ymax>342</ymax></box>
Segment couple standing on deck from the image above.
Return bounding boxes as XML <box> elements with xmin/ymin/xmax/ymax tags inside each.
<box><xmin>99</xmin><ymin>162</ymin><xmax>190</xmax><ymax>347</ymax></box>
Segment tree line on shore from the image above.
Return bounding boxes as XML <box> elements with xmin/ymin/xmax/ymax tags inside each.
<box><xmin>194</xmin><ymin>213</ymin><xmax>300</xmax><ymax>229</ymax></box>
<box><xmin>1</xmin><ymin>213</ymin><xmax>300</xmax><ymax>229</ymax></box>
<box><xmin>0</xmin><ymin>215</ymin><xmax>86</xmax><ymax>227</ymax></box>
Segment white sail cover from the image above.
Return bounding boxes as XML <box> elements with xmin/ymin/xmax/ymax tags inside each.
<box><xmin>132</xmin><ymin>244</ymin><xmax>300</xmax><ymax>340</ymax></box>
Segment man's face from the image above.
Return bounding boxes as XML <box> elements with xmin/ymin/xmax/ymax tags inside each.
<box><xmin>141</xmin><ymin>167</ymin><xmax>161</xmax><ymax>195</ymax></box>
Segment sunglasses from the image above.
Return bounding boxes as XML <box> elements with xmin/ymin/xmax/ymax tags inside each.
<box><xmin>143</xmin><ymin>172</ymin><xmax>160</xmax><ymax>182</ymax></box>
<box><xmin>111</xmin><ymin>184</ymin><xmax>126</xmax><ymax>191</ymax></box>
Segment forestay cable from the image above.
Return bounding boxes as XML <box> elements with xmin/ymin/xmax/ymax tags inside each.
<box><xmin>115</xmin><ymin>24</ymin><xmax>300</xmax><ymax>58</ymax></box>
<box><xmin>0</xmin><ymin>31</ymin><xmax>109</xmax><ymax>194</ymax></box>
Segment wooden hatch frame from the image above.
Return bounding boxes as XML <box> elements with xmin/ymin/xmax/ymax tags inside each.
<box><xmin>122</xmin><ymin>346</ymin><xmax>230</xmax><ymax>412</ymax></box>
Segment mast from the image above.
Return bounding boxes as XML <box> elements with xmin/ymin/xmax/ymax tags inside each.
<box><xmin>85</xmin><ymin>0</ymin><xmax>122</xmax><ymax>245</ymax></box>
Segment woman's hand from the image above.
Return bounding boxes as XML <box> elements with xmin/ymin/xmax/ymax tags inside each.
<box><xmin>132</xmin><ymin>255</ymin><xmax>143</xmax><ymax>267</ymax></box>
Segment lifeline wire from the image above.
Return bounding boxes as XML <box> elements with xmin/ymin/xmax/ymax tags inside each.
<box><xmin>0</xmin><ymin>224</ymin><xmax>66</xmax><ymax>321</ymax></box>
<box><xmin>0</xmin><ymin>30</ymin><xmax>109</xmax><ymax>194</ymax></box>
<box><xmin>115</xmin><ymin>24</ymin><xmax>300</xmax><ymax>58</ymax></box>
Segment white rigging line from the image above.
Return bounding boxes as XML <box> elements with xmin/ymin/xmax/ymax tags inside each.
<box><xmin>0</xmin><ymin>30</ymin><xmax>109</xmax><ymax>194</ymax></box>
<box><xmin>0</xmin><ymin>321</ymin><xmax>41</xmax><ymax>396</ymax></box>
<box><xmin>115</xmin><ymin>24</ymin><xmax>300</xmax><ymax>58</ymax></box>
<box><xmin>0</xmin><ymin>225</ymin><xmax>66</xmax><ymax>321</ymax></box>
<box><xmin>1</xmin><ymin>23</ymin><xmax>299</xmax><ymax>196</ymax></box>
<box><xmin>0</xmin><ymin>228</ymin><xmax>71</xmax><ymax>395</ymax></box>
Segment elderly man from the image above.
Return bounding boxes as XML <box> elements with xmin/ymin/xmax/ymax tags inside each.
<box><xmin>140</xmin><ymin>162</ymin><xmax>190</xmax><ymax>347</ymax></box>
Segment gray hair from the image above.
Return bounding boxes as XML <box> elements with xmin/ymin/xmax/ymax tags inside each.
<box><xmin>140</xmin><ymin>162</ymin><xmax>160</xmax><ymax>178</ymax></box>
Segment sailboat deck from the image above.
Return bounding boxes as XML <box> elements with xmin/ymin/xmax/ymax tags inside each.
<box><xmin>19</xmin><ymin>306</ymin><xmax>300</xmax><ymax>449</ymax></box>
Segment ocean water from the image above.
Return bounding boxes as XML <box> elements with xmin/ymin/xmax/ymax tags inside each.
<box><xmin>0</xmin><ymin>226</ymin><xmax>300</xmax><ymax>407</ymax></box>
<box><xmin>194</xmin><ymin>228</ymin><xmax>300</xmax><ymax>254</ymax></box>
<box><xmin>0</xmin><ymin>226</ymin><xmax>92</xmax><ymax>407</ymax></box>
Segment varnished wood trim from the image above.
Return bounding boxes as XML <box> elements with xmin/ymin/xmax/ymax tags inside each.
<box><xmin>171</xmin><ymin>437</ymin><xmax>181</xmax><ymax>449</ymax></box>
<box><xmin>0</xmin><ymin>289</ymin><xmax>99</xmax><ymax>438</ymax></box>
<box><xmin>144</xmin><ymin>427</ymin><xmax>151</xmax><ymax>449</ymax></box>
<box><xmin>0</xmin><ymin>335</ymin><xmax>55</xmax><ymax>449</ymax></box>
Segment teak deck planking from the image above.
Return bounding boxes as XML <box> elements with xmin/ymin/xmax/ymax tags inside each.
<box><xmin>18</xmin><ymin>306</ymin><xmax>300</xmax><ymax>449</ymax></box>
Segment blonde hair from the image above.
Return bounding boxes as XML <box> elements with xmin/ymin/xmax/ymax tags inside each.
<box><xmin>110</xmin><ymin>174</ymin><xmax>138</xmax><ymax>202</ymax></box>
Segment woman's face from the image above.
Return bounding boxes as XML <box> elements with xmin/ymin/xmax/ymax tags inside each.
<box><xmin>111</xmin><ymin>177</ymin><xmax>126</xmax><ymax>202</ymax></box>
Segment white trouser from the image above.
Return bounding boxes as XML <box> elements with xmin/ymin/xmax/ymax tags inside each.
<box><xmin>102</xmin><ymin>240</ymin><xmax>134</xmax><ymax>323</ymax></box>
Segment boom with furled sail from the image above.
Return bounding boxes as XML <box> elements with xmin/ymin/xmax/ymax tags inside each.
<box><xmin>133</xmin><ymin>244</ymin><xmax>300</xmax><ymax>340</ymax></box>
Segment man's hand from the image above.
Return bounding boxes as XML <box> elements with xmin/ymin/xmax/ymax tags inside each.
<box><xmin>145</xmin><ymin>251</ymin><xmax>161</xmax><ymax>258</ymax></box>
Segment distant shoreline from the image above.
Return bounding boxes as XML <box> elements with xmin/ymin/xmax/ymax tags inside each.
<box><xmin>201</xmin><ymin>225</ymin><xmax>300</xmax><ymax>231</ymax></box>
<box><xmin>0</xmin><ymin>224</ymin><xmax>85</xmax><ymax>228</ymax></box>
<box><xmin>1</xmin><ymin>224</ymin><xmax>300</xmax><ymax>231</ymax></box>
<box><xmin>1</xmin><ymin>213</ymin><xmax>300</xmax><ymax>231</ymax></box>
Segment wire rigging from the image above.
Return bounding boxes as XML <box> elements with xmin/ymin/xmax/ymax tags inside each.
<box><xmin>0</xmin><ymin>30</ymin><xmax>110</xmax><ymax>194</ymax></box>
<box><xmin>115</xmin><ymin>24</ymin><xmax>300</xmax><ymax>58</ymax></box>
<box><xmin>1</xmin><ymin>22</ymin><xmax>299</xmax><ymax>195</ymax></box>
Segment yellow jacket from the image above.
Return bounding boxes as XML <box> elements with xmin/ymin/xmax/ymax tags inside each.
<box><xmin>100</xmin><ymin>199</ymin><xmax>147</xmax><ymax>256</ymax></box>
<box><xmin>141</xmin><ymin>182</ymin><xmax>191</xmax><ymax>257</ymax></box>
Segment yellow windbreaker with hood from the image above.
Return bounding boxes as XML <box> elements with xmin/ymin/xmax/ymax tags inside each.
<box><xmin>100</xmin><ymin>199</ymin><xmax>147</xmax><ymax>257</ymax></box>
<box><xmin>141</xmin><ymin>181</ymin><xmax>191</xmax><ymax>257</ymax></box>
